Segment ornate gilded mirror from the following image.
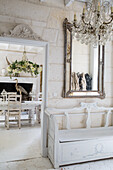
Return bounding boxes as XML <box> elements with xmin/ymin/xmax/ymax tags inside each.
<box><xmin>63</xmin><ymin>18</ymin><xmax>105</xmax><ymax>98</ymax></box>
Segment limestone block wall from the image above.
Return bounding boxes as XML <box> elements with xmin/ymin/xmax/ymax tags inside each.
<box><xmin>0</xmin><ymin>0</ymin><xmax>112</xmax><ymax>115</ymax></box>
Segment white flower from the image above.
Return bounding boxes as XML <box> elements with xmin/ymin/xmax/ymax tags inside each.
<box><xmin>38</xmin><ymin>67</ymin><xmax>42</xmax><ymax>72</ymax></box>
<box><xmin>7</xmin><ymin>66</ymin><xmax>11</xmax><ymax>71</ymax></box>
<box><xmin>13</xmin><ymin>69</ymin><xmax>18</xmax><ymax>73</ymax></box>
<box><xmin>31</xmin><ymin>67</ymin><xmax>35</xmax><ymax>71</ymax></box>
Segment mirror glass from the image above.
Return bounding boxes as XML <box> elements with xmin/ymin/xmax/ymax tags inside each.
<box><xmin>72</xmin><ymin>39</ymin><xmax>98</xmax><ymax>91</ymax></box>
<box><xmin>63</xmin><ymin>18</ymin><xmax>105</xmax><ymax>98</ymax></box>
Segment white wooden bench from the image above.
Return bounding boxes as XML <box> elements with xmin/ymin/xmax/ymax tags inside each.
<box><xmin>45</xmin><ymin>103</ymin><xmax>113</xmax><ymax>168</ymax></box>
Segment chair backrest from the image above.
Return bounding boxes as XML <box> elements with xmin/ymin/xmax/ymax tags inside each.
<box><xmin>6</xmin><ymin>92</ymin><xmax>17</xmax><ymax>101</ymax></box>
<box><xmin>0</xmin><ymin>95</ymin><xmax>4</xmax><ymax>102</ymax></box>
<box><xmin>8</xmin><ymin>94</ymin><xmax>22</xmax><ymax>112</ymax></box>
<box><xmin>1</xmin><ymin>94</ymin><xmax>7</xmax><ymax>102</ymax></box>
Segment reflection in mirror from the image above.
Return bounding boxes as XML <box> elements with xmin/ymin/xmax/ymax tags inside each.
<box><xmin>63</xmin><ymin>18</ymin><xmax>105</xmax><ymax>98</ymax></box>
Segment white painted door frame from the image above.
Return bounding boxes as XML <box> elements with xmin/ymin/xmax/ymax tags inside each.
<box><xmin>0</xmin><ymin>37</ymin><xmax>49</xmax><ymax>157</ymax></box>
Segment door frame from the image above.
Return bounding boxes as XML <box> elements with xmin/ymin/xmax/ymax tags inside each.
<box><xmin>0</xmin><ymin>36</ymin><xmax>49</xmax><ymax>157</ymax></box>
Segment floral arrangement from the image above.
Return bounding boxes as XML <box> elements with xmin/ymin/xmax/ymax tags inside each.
<box><xmin>7</xmin><ymin>60</ymin><xmax>42</xmax><ymax>77</ymax></box>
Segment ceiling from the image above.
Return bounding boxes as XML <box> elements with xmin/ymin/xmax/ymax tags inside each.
<box><xmin>40</xmin><ymin>0</ymin><xmax>86</xmax><ymax>6</ymax></box>
<box><xmin>40</xmin><ymin>0</ymin><xmax>112</xmax><ymax>6</ymax></box>
<box><xmin>0</xmin><ymin>43</ymin><xmax>44</xmax><ymax>54</ymax></box>
<box><xmin>64</xmin><ymin>0</ymin><xmax>86</xmax><ymax>6</ymax></box>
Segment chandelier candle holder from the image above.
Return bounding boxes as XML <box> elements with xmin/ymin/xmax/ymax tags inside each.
<box><xmin>73</xmin><ymin>0</ymin><xmax>113</xmax><ymax>46</ymax></box>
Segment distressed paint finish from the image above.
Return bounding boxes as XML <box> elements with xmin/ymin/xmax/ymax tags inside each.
<box><xmin>46</xmin><ymin>103</ymin><xmax>113</xmax><ymax>168</ymax></box>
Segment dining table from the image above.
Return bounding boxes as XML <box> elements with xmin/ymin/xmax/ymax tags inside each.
<box><xmin>0</xmin><ymin>100</ymin><xmax>42</xmax><ymax>125</ymax></box>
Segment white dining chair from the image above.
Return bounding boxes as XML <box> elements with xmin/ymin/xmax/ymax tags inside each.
<box><xmin>6</xmin><ymin>92</ymin><xmax>17</xmax><ymax>101</ymax></box>
<box><xmin>5</xmin><ymin>94</ymin><xmax>22</xmax><ymax>130</ymax></box>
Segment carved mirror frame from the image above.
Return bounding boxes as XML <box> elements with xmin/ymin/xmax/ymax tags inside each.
<box><xmin>0</xmin><ymin>24</ymin><xmax>49</xmax><ymax>157</ymax></box>
<box><xmin>63</xmin><ymin>18</ymin><xmax>105</xmax><ymax>99</ymax></box>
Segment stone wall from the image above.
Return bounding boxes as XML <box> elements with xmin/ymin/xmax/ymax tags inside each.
<box><xmin>0</xmin><ymin>0</ymin><xmax>113</xmax><ymax>111</ymax></box>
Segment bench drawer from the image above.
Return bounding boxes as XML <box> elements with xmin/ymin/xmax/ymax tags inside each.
<box><xmin>59</xmin><ymin>137</ymin><xmax>113</xmax><ymax>165</ymax></box>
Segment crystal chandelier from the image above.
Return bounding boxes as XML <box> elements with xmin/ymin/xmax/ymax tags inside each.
<box><xmin>73</xmin><ymin>0</ymin><xmax>113</xmax><ymax>46</ymax></box>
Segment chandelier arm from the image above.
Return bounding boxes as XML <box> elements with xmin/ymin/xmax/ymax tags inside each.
<box><xmin>103</xmin><ymin>18</ymin><xmax>113</xmax><ymax>25</ymax></box>
<box><xmin>74</xmin><ymin>21</ymin><xmax>95</xmax><ymax>35</ymax></box>
<box><xmin>73</xmin><ymin>22</ymin><xmax>87</xmax><ymax>33</ymax></box>
<box><xmin>73</xmin><ymin>24</ymin><xmax>85</xmax><ymax>31</ymax></box>
<box><xmin>81</xmin><ymin>16</ymin><xmax>89</xmax><ymax>26</ymax></box>
<box><xmin>81</xmin><ymin>16</ymin><xmax>96</xmax><ymax>30</ymax></box>
<box><xmin>73</xmin><ymin>22</ymin><xmax>79</xmax><ymax>28</ymax></box>
<box><xmin>73</xmin><ymin>22</ymin><xmax>85</xmax><ymax>32</ymax></box>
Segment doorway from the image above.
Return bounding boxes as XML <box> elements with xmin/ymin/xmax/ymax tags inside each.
<box><xmin>0</xmin><ymin>37</ymin><xmax>49</xmax><ymax>158</ymax></box>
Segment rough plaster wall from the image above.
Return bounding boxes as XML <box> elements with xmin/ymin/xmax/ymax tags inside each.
<box><xmin>0</xmin><ymin>0</ymin><xmax>113</xmax><ymax>117</ymax></box>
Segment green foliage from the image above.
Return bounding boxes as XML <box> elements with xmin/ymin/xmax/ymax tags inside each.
<box><xmin>7</xmin><ymin>60</ymin><xmax>42</xmax><ymax>77</ymax></box>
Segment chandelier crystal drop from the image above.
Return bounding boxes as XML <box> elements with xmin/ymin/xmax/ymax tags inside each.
<box><xmin>73</xmin><ymin>0</ymin><xmax>113</xmax><ymax>46</ymax></box>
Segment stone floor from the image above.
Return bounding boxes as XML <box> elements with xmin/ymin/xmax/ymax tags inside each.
<box><xmin>0</xmin><ymin>116</ymin><xmax>54</xmax><ymax>170</ymax></box>
<box><xmin>0</xmin><ymin>116</ymin><xmax>113</xmax><ymax>170</ymax></box>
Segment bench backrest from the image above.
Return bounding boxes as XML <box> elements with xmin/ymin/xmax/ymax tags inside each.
<box><xmin>45</xmin><ymin>102</ymin><xmax>113</xmax><ymax>129</ymax></box>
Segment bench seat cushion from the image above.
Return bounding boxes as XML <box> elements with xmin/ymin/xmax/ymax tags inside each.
<box><xmin>59</xmin><ymin>127</ymin><xmax>113</xmax><ymax>142</ymax></box>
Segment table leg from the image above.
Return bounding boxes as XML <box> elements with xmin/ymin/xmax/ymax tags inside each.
<box><xmin>29</xmin><ymin>108</ymin><xmax>35</xmax><ymax>125</ymax></box>
<box><xmin>28</xmin><ymin>110</ymin><xmax>32</xmax><ymax>124</ymax></box>
<box><xmin>36</xmin><ymin>105</ymin><xmax>41</xmax><ymax>124</ymax></box>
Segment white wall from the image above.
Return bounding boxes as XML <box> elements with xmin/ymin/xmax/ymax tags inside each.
<box><xmin>0</xmin><ymin>0</ymin><xmax>113</xmax><ymax>127</ymax></box>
